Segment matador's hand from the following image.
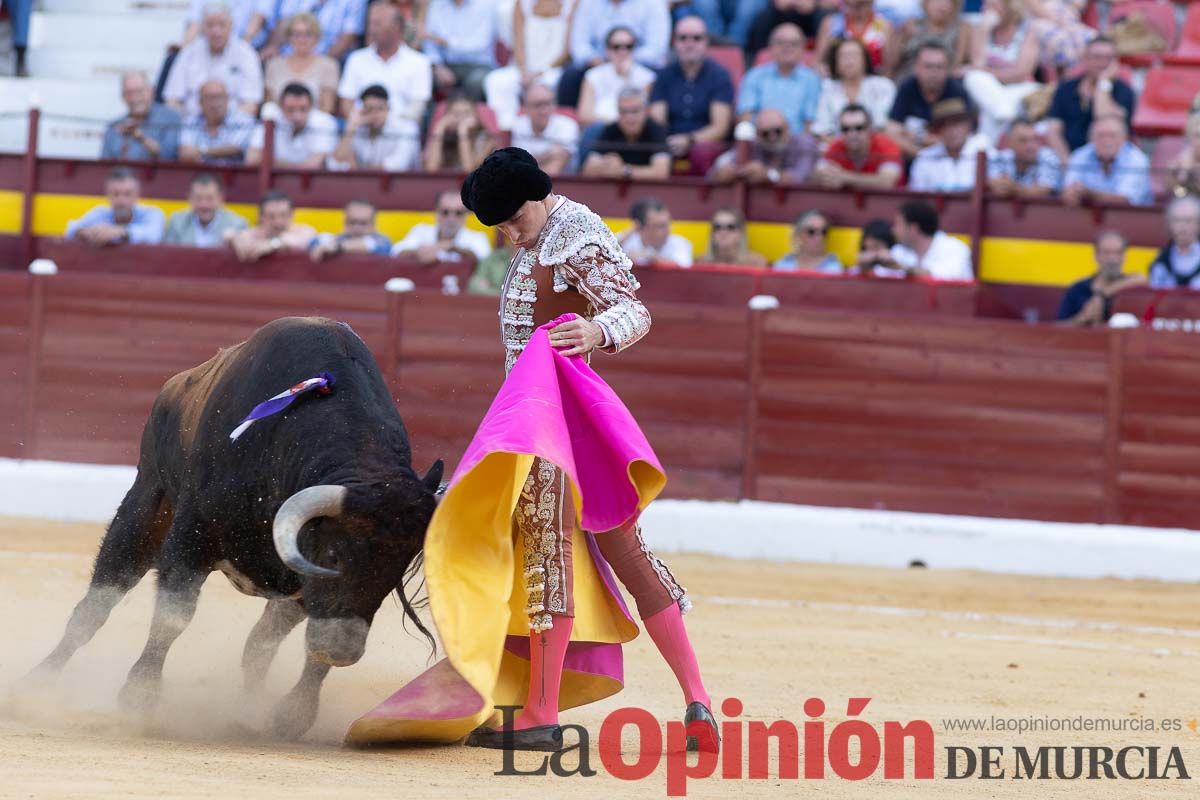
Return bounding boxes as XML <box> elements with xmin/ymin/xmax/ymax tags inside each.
<box><xmin>548</xmin><ymin>318</ymin><xmax>604</xmax><ymax>357</ymax></box>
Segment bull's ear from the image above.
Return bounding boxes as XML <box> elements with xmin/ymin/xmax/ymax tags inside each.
<box><xmin>422</xmin><ymin>460</ymin><xmax>445</xmax><ymax>493</ymax></box>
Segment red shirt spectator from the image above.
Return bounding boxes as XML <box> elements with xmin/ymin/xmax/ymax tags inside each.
<box><xmin>813</xmin><ymin>103</ymin><xmax>903</xmax><ymax>189</ymax></box>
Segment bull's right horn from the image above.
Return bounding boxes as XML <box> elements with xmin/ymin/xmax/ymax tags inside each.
<box><xmin>273</xmin><ymin>485</ymin><xmax>348</xmax><ymax>578</ymax></box>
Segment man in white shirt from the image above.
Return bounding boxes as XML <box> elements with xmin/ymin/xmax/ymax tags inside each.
<box><xmin>887</xmin><ymin>199</ymin><xmax>974</xmax><ymax>281</ymax></box>
<box><xmin>908</xmin><ymin>97</ymin><xmax>990</xmax><ymax>194</ymax></box>
<box><xmin>339</xmin><ymin>1</ymin><xmax>433</xmax><ymax>125</ymax></box>
<box><xmin>392</xmin><ymin>190</ymin><xmax>492</xmax><ymax>264</ymax></box>
<box><xmin>246</xmin><ymin>83</ymin><xmax>339</xmax><ymax>168</ymax></box>
<box><xmin>511</xmin><ymin>84</ymin><xmax>579</xmax><ymax>176</ymax></box>
<box><xmin>619</xmin><ymin>197</ymin><xmax>693</xmax><ymax>268</ymax></box>
<box><xmin>164</xmin><ymin>2</ymin><xmax>263</xmax><ymax>117</ymax></box>
<box><xmin>330</xmin><ymin>84</ymin><xmax>420</xmax><ymax>171</ymax></box>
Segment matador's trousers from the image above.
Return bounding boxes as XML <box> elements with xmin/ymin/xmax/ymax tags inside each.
<box><xmin>515</xmin><ymin>457</ymin><xmax>690</xmax><ymax>632</ymax></box>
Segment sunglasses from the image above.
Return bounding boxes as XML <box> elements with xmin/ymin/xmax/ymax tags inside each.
<box><xmin>438</xmin><ymin>208</ymin><xmax>467</xmax><ymax>217</ymax></box>
<box><xmin>713</xmin><ymin>222</ymin><xmax>740</xmax><ymax>232</ymax></box>
<box><xmin>608</xmin><ymin>41</ymin><xmax>635</xmax><ymax>51</ymax></box>
<box><xmin>841</xmin><ymin>123</ymin><xmax>868</xmax><ymax>133</ymax></box>
<box><xmin>675</xmin><ymin>33</ymin><xmax>706</xmax><ymax>42</ymax></box>
<box><xmin>802</xmin><ymin>226</ymin><xmax>828</xmax><ymax>236</ymax></box>
<box><xmin>758</xmin><ymin>127</ymin><xmax>785</xmax><ymax>140</ymax></box>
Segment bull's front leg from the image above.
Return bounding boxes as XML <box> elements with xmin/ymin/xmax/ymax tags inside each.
<box><xmin>269</xmin><ymin>657</ymin><xmax>331</xmax><ymax>740</ymax></box>
<box><xmin>242</xmin><ymin>598</ymin><xmax>307</xmax><ymax>691</ymax></box>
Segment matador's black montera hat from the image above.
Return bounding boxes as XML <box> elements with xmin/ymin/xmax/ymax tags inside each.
<box><xmin>461</xmin><ymin>147</ymin><xmax>553</xmax><ymax>226</ymax></box>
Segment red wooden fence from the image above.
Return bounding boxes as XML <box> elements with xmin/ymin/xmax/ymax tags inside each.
<box><xmin>2</xmin><ymin>270</ymin><xmax>1199</xmax><ymax>529</ymax></box>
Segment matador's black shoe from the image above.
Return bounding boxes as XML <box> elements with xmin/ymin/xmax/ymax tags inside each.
<box><xmin>684</xmin><ymin>701</ymin><xmax>720</xmax><ymax>753</ymax></box>
<box><xmin>464</xmin><ymin>723</ymin><xmax>565</xmax><ymax>752</ymax></box>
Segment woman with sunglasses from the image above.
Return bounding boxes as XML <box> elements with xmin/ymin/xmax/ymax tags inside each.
<box><xmin>773</xmin><ymin>210</ymin><xmax>844</xmax><ymax>273</ymax></box>
<box><xmin>812</xmin><ymin>37</ymin><xmax>895</xmax><ymax>140</ymax></box>
<box><xmin>698</xmin><ymin>208</ymin><xmax>768</xmax><ymax>266</ymax></box>
<box><xmin>577</xmin><ymin>26</ymin><xmax>657</xmax><ymax>127</ymax></box>
<box><xmin>263</xmin><ymin>13</ymin><xmax>340</xmax><ymax>114</ymax></box>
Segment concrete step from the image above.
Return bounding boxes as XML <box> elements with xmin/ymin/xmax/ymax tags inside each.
<box><xmin>26</xmin><ymin>47</ymin><xmax>167</xmax><ymax>82</ymax></box>
<box><xmin>40</xmin><ymin>0</ymin><xmax>189</xmax><ymax>18</ymax></box>
<box><xmin>29</xmin><ymin>11</ymin><xmax>184</xmax><ymax>50</ymax></box>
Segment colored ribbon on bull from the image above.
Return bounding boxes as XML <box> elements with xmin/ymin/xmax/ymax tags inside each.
<box><xmin>229</xmin><ymin>372</ymin><xmax>336</xmax><ymax>441</ymax></box>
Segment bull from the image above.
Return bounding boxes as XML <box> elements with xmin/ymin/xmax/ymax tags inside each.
<box><xmin>27</xmin><ymin>317</ymin><xmax>442</xmax><ymax>738</ymax></box>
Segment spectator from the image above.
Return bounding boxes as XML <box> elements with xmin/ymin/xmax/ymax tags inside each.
<box><xmin>182</xmin><ymin>0</ymin><xmax>261</xmax><ymax>46</ymax></box>
<box><xmin>101</xmin><ymin>71</ymin><xmax>183</xmax><ymax>162</ymax></box>
<box><xmin>814</xmin><ymin>0</ymin><xmax>891</xmax><ymax>72</ymax></box>
<box><xmin>963</xmin><ymin>0</ymin><xmax>1041</xmax><ymax>143</ymax></box>
<box><xmin>330</xmin><ymin>84</ymin><xmax>421</xmax><ymax>170</ymax></box>
<box><xmin>812</xmin><ymin>103</ymin><xmax>903</xmax><ymax>189</ymax></box>
<box><xmin>392</xmin><ymin>190</ymin><xmax>493</xmax><ymax>264</ymax></box>
<box><xmin>1025</xmin><ymin>0</ymin><xmax>1096</xmax><ymax>70</ymax></box>
<box><xmin>249</xmin><ymin>0</ymin><xmax>365</xmax><ymax>61</ymax></box>
<box><xmin>229</xmin><ymin>190</ymin><xmax>318</xmax><ymax>263</ymax></box>
<box><xmin>812</xmin><ymin>37</ymin><xmax>895</xmax><ymax>139</ymax></box>
<box><xmin>886</xmin><ymin>0</ymin><xmax>968</xmax><ymax>80</ymax></box>
<box><xmin>648</xmin><ymin>15</ymin><xmax>734</xmax><ymax>175</ymax></box>
<box><xmin>1062</xmin><ymin>115</ymin><xmax>1152</xmax><ymax>208</ymax></box>
<box><xmin>263</xmin><ymin>13</ymin><xmax>340</xmax><ymax>114</ymax></box>
<box><xmin>853</xmin><ymin>217</ymin><xmax>900</xmax><ymax>276</ymax></box>
<box><xmin>422</xmin><ymin>0</ymin><xmax>499</xmax><ymax>101</ymax></box>
<box><xmin>310</xmin><ymin>200</ymin><xmax>393</xmax><ymax>260</ymax></box>
<box><xmin>468</xmin><ymin>244</ymin><xmax>516</xmax><ymax>294</ymax></box>
<box><xmin>1148</xmin><ymin>197</ymin><xmax>1200</xmax><ymax>289</ymax></box>
<box><xmin>885</xmin><ymin>40</ymin><xmax>971</xmax><ymax>159</ymax></box>
<box><xmin>578</xmin><ymin>26</ymin><xmax>658</xmax><ymax>127</ymax></box>
<box><xmin>247</xmin><ymin>83</ymin><xmax>339</xmax><ymax>168</ymax></box>
<box><xmin>163</xmin><ymin>173</ymin><xmax>248</xmax><ymax>247</ymax></box>
<box><xmin>773</xmin><ymin>210</ymin><xmax>843</xmax><ymax>272</ymax></box>
<box><xmin>697</xmin><ymin>208</ymin><xmax>768</xmax><ymax>266</ymax></box>
<box><xmin>1058</xmin><ymin>230</ymin><xmax>1145</xmax><ymax>325</ymax></box>
<box><xmin>685</xmin><ymin>0</ymin><xmax>769</xmax><ymax>48</ymax></box>
<box><xmin>558</xmin><ymin>0</ymin><xmax>671</xmax><ymax>107</ymax></box>
<box><xmin>1045</xmin><ymin>37</ymin><xmax>1133</xmax><ymax>162</ymax></box>
<box><xmin>483</xmin><ymin>0</ymin><xmax>576</xmax><ymax>129</ymax></box>
<box><xmin>909</xmin><ymin>97</ymin><xmax>989</xmax><ymax>193</ymax></box>
<box><xmin>888</xmin><ymin>199</ymin><xmax>974</xmax><ymax>280</ymax></box>
<box><xmin>423</xmin><ymin>95</ymin><xmax>498</xmax><ymax>172</ymax></box>
<box><xmin>1166</xmin><ymin>114</ymin><xmax>1200</xmax><ymax>199</ymax></box>
<box><xmin>745</xmin><ymin>0</ymin><xmax>827</xmax><ymax>64</ymax></box>
<box><xmin>339</xmin><ymin>1</ymin><xmax>433</xmax><ymax>125</ymax></box>
<box><xmin>164</xmin><ymin>2</ymin><xmax>264</xmax><ymax>117</ymax></box>
<box><xmin>511</xmin><ymin>84</ymin><xmax>580</xmax><ymax>176</ymax></box>
<box><xmin>710</xmin><ymin>108</ymin><xmax>819</xmax><ymax>184</ymax></box>
<box><xmin>619</xmin><ymin>198</ymin><xmax>694</xmax><ymax>267</ymax></box>
<box><xmin>7</xmin><ymin>0</ymin><xmax>30</xmax><ymax>75</ymax></box>
<box><xmin>65</xmin><ymin>168</ymin><xmax>165</xmax><ymax>246</ymax></box>
<box><xmin>737</xmin><ymin>23</ymin><xmax>822</xmax><ymax>136</ymax></box>
<box><xmin>179</xmin><ymin>80</ymin><xmax>257</xmax><ymax>165</ymax></box>
<box><xmin>987</xmin><ymin>119</ymin><xmax>1062</xmax><ymax>198</ymax></box>
<box><xmin>583</xmin><ymin>89</ymin><xmax>672</xmax><ymax>179</ymax></box>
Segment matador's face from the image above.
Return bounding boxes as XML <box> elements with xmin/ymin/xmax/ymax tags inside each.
<box><xmin>496</xmin><ymin>199</ymin><xmax>551</xmax><ymax>249</ymax></box>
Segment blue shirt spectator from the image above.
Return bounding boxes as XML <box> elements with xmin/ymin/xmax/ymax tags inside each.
<box><xmin>101</xmin><ymin>71</ymin><xmax>182</xmax><ymax>162</ymax></box>
<box><xmin>570</xmin><ymin>0</ymin><xmax>672</xmax><ymax>68</ymax></box>
<box><xmin>255</xmin><ymin>0</ymin><xmax>366</xmax><ymax>57</ymax></box>
<box><xmin>1063</xmin><ymin>117</ymin><xmax>1152</xmax><ymax>207</ymax></box>
<box><xmin>1045</xmin><ymin>38</ymin><xmax>1135</xmax><ymax>156</ymax></box>
<box><xmin>737</xmin><ymin>62</ymin><xmax>820</xmax><ymax>134</ymax></box>
<box><xmin>179</xmin><ymin>88</ymin><xmax>257</xmax><ymax>165</ymax></box>
<box><xmin>65</xmin><ymin>168</ymin><xmax>164</xmax><ymax>245</ymax></box>
<box><xmin>649</xmin><ymin>43</ymin><xmax>734</xmax><ymax>135</ymax></box>
<box><xmin>423</xmin><ymin>0</ymin><xmax>498</xmax><ymax>67</ymax></box>
<box><xmin>987</xmin><ymin>121</ymin><xmax>1062</xmax><ymax>197</ymax></box>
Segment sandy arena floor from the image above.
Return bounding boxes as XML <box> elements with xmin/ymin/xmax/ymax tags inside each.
<box><xmin>1</xmin><ymin>515</ymin><xmax>1198</xmax><ymax>799</ymax></box>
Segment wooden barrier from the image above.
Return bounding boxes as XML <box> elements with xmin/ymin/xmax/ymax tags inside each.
<box><xmin>1</xmin><ymin>270</ymin><xmax>1200</xmax><ymax>528</ymax></box>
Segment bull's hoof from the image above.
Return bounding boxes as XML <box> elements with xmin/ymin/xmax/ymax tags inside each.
<box><xmin>117</xmin><ymin>674</ymin><xmax>161</xmax><ymax>713</ymax></box>
<box><xmin>269</xmin><ymin>691</ymin><xmax>318</xmax><ymax>740</ymax></box>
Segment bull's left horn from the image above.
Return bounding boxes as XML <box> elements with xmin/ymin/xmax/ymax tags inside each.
<box><xmin>273</xmin><ymin>485</ymin><xmax>348</xmax><ymax>578</ymax></box>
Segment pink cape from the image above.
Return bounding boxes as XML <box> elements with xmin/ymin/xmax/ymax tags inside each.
<box><xmin>345</xmin><ymin>314</ymin><xmax>666</xmax><ymax>744</ymax></box>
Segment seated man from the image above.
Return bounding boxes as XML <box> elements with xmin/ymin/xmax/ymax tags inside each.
<box><xmin>391</xmin><ymin>190</ymin><xmax>492</xmax><ymax>265</ymax></box>
<box><xmin>163</xmin><ymin>172</ymin><xmax>248</xmax><ymax>247</ymax></box>
<box><xmin>65</xmin><ymin>167</ymin><xmax>164</xmax><ymax>246</ymax></box>
<box><xmin>311</xmin><ymin>199</ymin><xmax>393</xmax><ymax>261</ymax></box>
<box><xmin>736</xmin><ymin>23</ymin><xmax>820</xmax><ymax>136</ymax></box>
<box><xmin>421</xmin><ymin>0</ymin><xmax>497</xmax><ymax>101</ymax></box>
<box><xmin>1045</xmin><ymin>37</ymin><xmax>1134</xmax><ymax>162</ymax></box>
<box><xmin>330</xmin><ymin>84</ymin><xmax>421</xmax><ymax>171</ymax></box>
<box><xmin>619</xmin><ymin>197</ymin><xmax>694</xmax><ymax>267</ymax></box>
<box><xmin>648</xmin><ymin>15</ymin><xmax>733</xmax><ymax>175</ymax></box>
<box><xmin>908</xmin><ymin>98</ymin><xmax>989</xmax><ymax>193</ymax></box>
<box><xmin>228</xmin><ymin>190</ymin><xmax>318</xmax><ymax>263</ymax></box>
<box><xmin>709</xmin><ymin>107</ymin><xmax>818</xmax><ymax>185</ymax></box>
<box><xmin>163</xmin><ymin>2</ymin><xmax>263</xmax><ymax>116</ymax></box>
<box><xmin>582</xmin><ymin>89</ymin><xmax>672</xmax><ymax>180</ymax></box>
<box><xmin>885</xmin><ymin>40</ymin><xmax>971</xmax><ymax>161</ymax></box>
<box><xmin>511</xmin><ymin>84</ymin><xmax>580</xmax><ymax>177</ymax></box>
<box><xmin>1058</xmin><ymin>229</ymin><xmax>1146</xmax><ymax>326</ymax></box>
<box><xmin>987</xmin><ymin>119</ymin><xmax>1062</xmax><ymax>198</ymax></box>
<box><xmin>179</xmin><ymin>80</ymin><xmax>257</xmax><ymax>165</ymax></box>
<box><xmin>873</xmin><ymin>199</ymin><xmax>973</xmax><ymax>281</ymax></box>
<box><xmin>101</xmin><ymin>70</ymin><xmax>182</xmax><ymax>161</ymax></box>
<box><xmin>1062</xmin><ymin>115</ymin><xmax>1152</xmax><ymax>208</ymax></box>
<box><xmin>246</xmin><ymin>83</ymin><xmax>339</xmax><ymax>168</ymax></box>
<box><xmin>1148</xmin><ymin>196</ymin><xmax>1200</xmax><ymax>290</ymax></box>
<box><xmin>811</xmin><ymin>103</ymin><xmax>903</xmax><ymax>190</ymax></box>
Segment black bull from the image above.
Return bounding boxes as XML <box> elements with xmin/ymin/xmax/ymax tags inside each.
<box><xmin>29</xmin><ymin>317</ymin><xmax>443</xmax><ymax>738</ymax></box>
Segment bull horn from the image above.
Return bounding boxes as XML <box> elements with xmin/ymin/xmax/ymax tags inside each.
<box><xmin>273</xmin><ymin>485</ymin><xmax>348</xmax><ymax>578</ymax></box>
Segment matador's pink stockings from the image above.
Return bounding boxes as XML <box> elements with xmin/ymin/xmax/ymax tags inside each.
<box><xmin>644</xmin><ymin>602</ymin><xmax>711</xmax><ymax>710</ymax></box>
<box><xmin>512</xmin><ymin>614</ymin><xmax>574</xmax><ymax>730</ymax></box>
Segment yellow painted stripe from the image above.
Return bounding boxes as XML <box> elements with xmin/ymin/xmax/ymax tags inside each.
<box><xmin>0</xmin><ymin>190</ymin><xmax>22</xmax><ymax>234</ymax></box>
<box><xmin>978</xmin><ymin>237</ymin><xmax>1156</xmax><ymax>285</ymax></box>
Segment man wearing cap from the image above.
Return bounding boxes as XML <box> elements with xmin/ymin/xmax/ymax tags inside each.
<box><xmin>453</xmin><ymin>146</ymin><xmax>717</xmax><ymax>752</ymax></box>
<box><xmin>908</xmin><ymin>97</ymin><xmax>991</xmax><ymax>194</ymax></box>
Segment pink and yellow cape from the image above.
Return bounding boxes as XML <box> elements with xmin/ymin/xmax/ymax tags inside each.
<box><xmin>345</xmin><ymin>314</ymin><xmax>666</xmax><ymax>744</ymax></box>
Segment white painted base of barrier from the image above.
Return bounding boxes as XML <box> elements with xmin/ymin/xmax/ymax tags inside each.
<box><xmin>1</xmin><ymin>458</ymin><xmax>1197</xmax><ymax>583</ymax></box>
